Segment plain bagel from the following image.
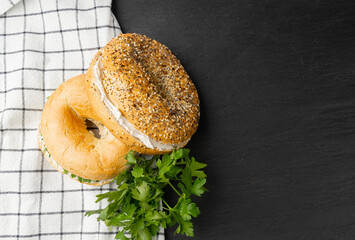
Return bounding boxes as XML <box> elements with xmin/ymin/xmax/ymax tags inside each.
<box><xmin>38</xmin><ymin>75</ymin><xmax>130</xmax><ymax>186</ymax></box>
<box><xmin>85</xmin><ymin>33</ymin><xmax>200</xmax><ymax>155</ymax></box>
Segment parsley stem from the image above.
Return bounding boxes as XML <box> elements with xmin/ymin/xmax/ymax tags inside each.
<box><xmin>168</xmin><ymin>181</ymin><xmax>182</xmax><ymax>197</ymax></box>
<box><xmin>162</xmin><ymin>199</ymin><xmax>172</xmax><ymax>209</ymax></box>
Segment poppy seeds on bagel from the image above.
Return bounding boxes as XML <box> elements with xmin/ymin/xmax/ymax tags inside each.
<box><xmin>85</xmin><ymin>33</ymin><xmax>200</xmax><ymax>155</ymax></box>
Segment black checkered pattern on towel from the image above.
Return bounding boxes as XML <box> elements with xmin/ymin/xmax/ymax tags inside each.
<box><xmin>0</xmin><ymin>0</ymin><xmax>164</xmax><ymax>239</ymax></box>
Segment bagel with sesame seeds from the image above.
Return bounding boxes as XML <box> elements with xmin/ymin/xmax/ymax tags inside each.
<box><xmin>38</xmin><ymin>74</ymin><xmax>130</xmax><ymax>186</ymax></box>
<box><xmin>85</xmin><ymin>33</ymin><xmax>200</xmax><ymax>155</ymax></box>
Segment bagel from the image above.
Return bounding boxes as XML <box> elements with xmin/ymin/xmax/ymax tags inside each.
<box><xmin>38</xmin><ymin>75</ymin><xmax>130</xmax><ymax>186</ymax></box>
<box><xmin>85</xmin><ymin>33</ymin><xmax>200</xmax><ymax>155</ymax></box>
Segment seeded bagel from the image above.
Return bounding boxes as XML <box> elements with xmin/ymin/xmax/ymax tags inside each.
<box><xmin>85</xmin><ymin>33</ymin><xmax>200</xmax><ymax>154</ymax></box>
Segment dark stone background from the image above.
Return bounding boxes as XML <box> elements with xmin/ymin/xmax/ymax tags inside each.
<box><xmin>112</xmin><ymin>1</ymin><xmax>355</xmax><ymax>239</ymax></box>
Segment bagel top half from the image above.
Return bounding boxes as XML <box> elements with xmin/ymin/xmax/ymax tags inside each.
<box><xmin>85</xmin><ymin>33</ymin><xmax>200</xmax><ymax>154</ymax></box>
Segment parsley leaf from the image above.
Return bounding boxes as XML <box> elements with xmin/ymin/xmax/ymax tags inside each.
<box><xmin>131</xmin><ymin>165</ymin><xmax>144</xmax><ymax>178</ymax></box>
<box><xmin>177</xmin><ymin>198</ymin><xmax>200</xmax><ymax>220</ymax></box>
<box><xmin>191</xmin><ymin>178</ymin><xmax>207</xmax><ymax>197</ymax></box>
<box><xmin>125</xmin><ymin>151</ymin><xmax>137</xmax><ymax>164</ymax></box>
<box><xmin>115</xmin><ymin>231</ymin><xmax>129</xmax><ymax>240</ymax></box>
<box><xmin>131</xmin><ymin>180</ymin><xmax>150</xmax><ymax>202</ymax></box>
<box><xmin>190</xmin><ymin>157</ymin><xmax>207</xmax><ymax>178</ymax></box>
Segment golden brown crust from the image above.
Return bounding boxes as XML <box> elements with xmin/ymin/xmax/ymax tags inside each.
<box><xmin>85</xmin><ymin>33</ymin><xmax>200</xmax><ymax>153</ymax></box>
<box><xmin>39</xmin><ymin>75</ymin><xmax>130</xmax><ymax>182</ymax></box>
<box><xmin>37</xmin><ymin>132</ymin><xmax>113</xmax><ymax>186</ymax></box>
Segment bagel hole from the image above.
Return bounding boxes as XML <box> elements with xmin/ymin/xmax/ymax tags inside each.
<box><xmin>85</xmin><ymin>119</ymin><xmax>101</xmax><ymax>139</ymax></box>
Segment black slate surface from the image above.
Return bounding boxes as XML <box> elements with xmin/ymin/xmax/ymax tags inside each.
<box><xmin>112</xmin><ymin>1</ymin><xmax>355</xmax><ymax>239</ymax></box>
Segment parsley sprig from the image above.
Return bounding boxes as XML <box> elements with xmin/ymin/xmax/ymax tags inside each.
<box><xmin>85</xmin><ymin>148</ymin><xmax>207</xmax><ymax>239</ymax></box>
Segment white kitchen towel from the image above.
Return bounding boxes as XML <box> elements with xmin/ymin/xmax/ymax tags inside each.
<box><xmin>0</xmin><ymin>0</ymin><xmax>164</xmax><ymax>239</ymax></box>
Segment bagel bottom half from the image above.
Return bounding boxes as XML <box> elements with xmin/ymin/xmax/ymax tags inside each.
<box><xmin>38</xmin><ymin>74</ymin><xmax>131</xmax><ymax>186</ymax></box>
